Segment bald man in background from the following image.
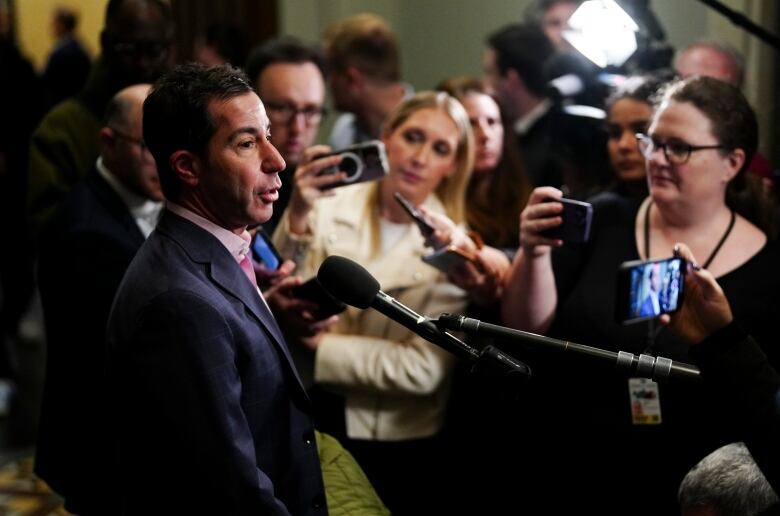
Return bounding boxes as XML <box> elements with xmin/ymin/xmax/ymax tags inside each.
<box><xmin>674</xmin><ymin>40</ymin><xmax>744</xmax><ymax>87</ymax></box>
<box><xmin>27</xmin><ymin>0</ymin><xmax>172</xmax><ymax>238</ymax></box>
<box><xmin>675</xmin><ymin>40</ymin><xmax>774</xmax><ymax>186</ymax></box>
<box><xmin>36</xmin><ymin>84</ymin><xmax>162</xmax><ymax>515</ymax></box>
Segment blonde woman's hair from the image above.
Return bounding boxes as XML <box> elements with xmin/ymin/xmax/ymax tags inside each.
<box><xmin>381</xmin><ymin>90</ymin><xmax>475</xmax><ymax>224</ymax></box>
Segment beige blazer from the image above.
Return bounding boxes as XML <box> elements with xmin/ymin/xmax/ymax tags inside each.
<box><xmin>274</xmin><ymin>183</ymin><xmax>467</xmax><ymax>440</ymax></box>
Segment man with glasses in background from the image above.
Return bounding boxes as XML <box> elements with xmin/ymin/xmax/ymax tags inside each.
<box><xmin>245</xmin><ymin>37</ymin><xmax>328</xmax><ymax>235</ymax></box>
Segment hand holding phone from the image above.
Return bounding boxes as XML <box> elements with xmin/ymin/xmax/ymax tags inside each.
<box><xmin>616</xmin><ymin>256</ymin><xmax>685</xmax><ymax>324</ymax></box>
<box><xmin>663</xmin><ymin>243</ymin><xmax>733</xmax><ymax>344</ymax></box>
<box><xmin>292</xmin><ymin>277</ymin><xmax>347</xmax><ymax>319</ymax></box>
<box><xmin>539</xmin><ymin>197</ymin><xmax>593</xmax><ymax>243</ymax></box>
<box><xmin>315</xmin><ymin>140</ymin><xmax>389</xmax><ymax>190</ymax></box>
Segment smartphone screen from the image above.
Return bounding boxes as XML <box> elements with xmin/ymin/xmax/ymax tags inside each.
<box><xmin>251</xmin><ymin>230</ymin><xmax>282</xmax><ymax>271</ymax></box>
<box><xmin>616</xmin><ymin>256</ymin><xmax>685</xmax><ymax>324</ymax></box>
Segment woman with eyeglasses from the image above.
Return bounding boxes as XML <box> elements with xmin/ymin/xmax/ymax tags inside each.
<box><xmin>273</xmin><ymin>91</ymin><xmax>472</xmax><ymax>515</ymax></box>
<box><xmin>500</xmin><ymin>76</ymin><xmax>780</xmax><ymax>514</ymax></box>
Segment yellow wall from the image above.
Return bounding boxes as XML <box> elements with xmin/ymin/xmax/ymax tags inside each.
<box><xmin>16</xmin><ymin>0</ymin><xmax>108</xmax><ymax>71</ymax></box>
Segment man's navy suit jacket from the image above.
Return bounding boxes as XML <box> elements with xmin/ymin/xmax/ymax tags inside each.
<box><xmin>106</xmin><ymin>210</ymin><xmax>327</xmax><ymax>515</ymax></box>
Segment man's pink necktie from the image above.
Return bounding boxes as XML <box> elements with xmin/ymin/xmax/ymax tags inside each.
<box><xmin>239</xmin><ymin>231</ymin><xmax>258</xmax><ymax>289</ymax></box>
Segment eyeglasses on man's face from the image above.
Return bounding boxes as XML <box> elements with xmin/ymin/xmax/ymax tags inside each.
<box><xmin>110</xmin><ymin>127</ymin><xmax>147</xmax><ymax>151</ymax></box>
<box><xmin>264</xmin><ymin>102</ymin><xmax>327</xmax><ymax>125</ymax></box>
<box><xmin>635</xmin><ymin>133</ymin><xmax>724</xmax><ymax>165</ymax></box>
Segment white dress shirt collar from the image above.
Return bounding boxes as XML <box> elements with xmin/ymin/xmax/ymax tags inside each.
<box><xmin>96</xmin><ymin>156</ymin><xmax>162</xmax><ymax>238</ymax></box>
<box><xmin>165</xmin><ymin>201</ymin><xmax>249</xmax><ymax>264</ymax></box>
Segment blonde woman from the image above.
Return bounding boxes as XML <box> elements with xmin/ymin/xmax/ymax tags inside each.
<box><xmin>274</xmin><ymin>91</ymin><xmax>473</xmax><ymax>514</ymax></box>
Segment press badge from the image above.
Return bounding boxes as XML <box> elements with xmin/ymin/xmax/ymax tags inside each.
<box><xmin>628</xmin><ymin>378</ymin><xmax>662</xmax><ymax>425</ymax></box>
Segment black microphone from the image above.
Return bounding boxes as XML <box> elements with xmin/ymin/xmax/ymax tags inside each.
<box><xmin>436</xmin><ymin>313</ymin><xmax>700</xmax><ymax>382</ymax></box>
<box><xmin>317</xmin><ymin>256</ymin><xmax>531</xmax><ymax>381</ymax></box>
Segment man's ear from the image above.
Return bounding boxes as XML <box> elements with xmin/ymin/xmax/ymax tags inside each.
<box><xmin>99</xmin><ymin>127</ymin><xmax>116</xmax><ymax>150</ymax></box>
<box><xmin>345</xmin><ymin>66</ymin><xmax>364</xmax><ymax>90</ymax></box>
<box><xmin>170</xmin><ymin>150</ymin><xmax>201</xmax><ymax>187</ymax></box>
<box><xmin>505</xmin><ymin>68</ymin><xmax>525</xmax><ymax>90</ymax></box>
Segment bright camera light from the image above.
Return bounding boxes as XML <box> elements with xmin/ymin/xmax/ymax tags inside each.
<box><xmin>564</xmin><ymin>0</ymin><xmax>638</xmax><ymax>68</ymax></box>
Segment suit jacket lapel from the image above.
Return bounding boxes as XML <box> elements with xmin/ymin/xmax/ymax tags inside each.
<box><xmin>157</xmin><ymin>211</ymin><xmax>307</xmax><ymax>393</ymax></box>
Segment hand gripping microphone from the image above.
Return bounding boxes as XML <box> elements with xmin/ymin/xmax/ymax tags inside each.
<box><xmin>317</xmin><ymin>256</ymin><xmax>531</xmax><ymax>382</ymax></box>
<box><xmin>436</xmin><ymin>314</ymin><xmax>701</xmax><ymax>382</ymax></box>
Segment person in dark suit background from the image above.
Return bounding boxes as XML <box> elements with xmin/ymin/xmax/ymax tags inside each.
<box><xmin>28</xmin><ymin>0</ymin><xmax>172</xmax><ymax>238</ymax></box>
<box><xmin>105</xmin><ymin>63</ymin><xmax>327</xmax><ymax>514</ymax></box>
<box><xmin>42</xmin><ymin>7</ymin><xmax>91</xmax><ymax>110</ymax></box>
<box><xmin>484</xmin><ymin>23</ymin><xmax>559</xmax><ymax>189</ymax></box>
<box><xmin>36</xmin><ymin>83</ymin><xmax>162</xmax><ymax>514</ymax></box>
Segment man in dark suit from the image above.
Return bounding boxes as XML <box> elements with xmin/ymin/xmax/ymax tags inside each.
<box><xmin>36</xmin><ymin>83</ymin><xmax>162</xmax><ymax>514</ymax></box>
<box><xmin>42</xmin><ymin>7</ymin><xmax>91</xmax><ymax>109</ymax></box>
<box><xmin>484</xmin><ymin>23</ymin><xmax>560</xmax><ymax>188</ymax></box>
<box><xmin>105</xmin><ymin>63</ymin><xmax>327</xmax><ymax>514</ymax></box>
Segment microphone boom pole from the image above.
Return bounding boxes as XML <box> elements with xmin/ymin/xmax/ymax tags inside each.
<box><xmin>437</xmin><ymin>313</ymin><xmax>700</xmax><ymax>382</ymax></box>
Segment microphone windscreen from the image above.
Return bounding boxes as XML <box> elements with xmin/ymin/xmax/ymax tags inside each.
<box><xmin>317</xmin><ymin>255</ymin><xmax>380</xmax><ymax>309</ymax></box>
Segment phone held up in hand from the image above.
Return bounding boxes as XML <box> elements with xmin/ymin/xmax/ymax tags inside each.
<box><xmin>316</xmin><ymin>140</ymin><xmax>390</xmax><ymax>190</ymax></box>
<box><xmin>615</xmin><ymin>256</ymin><xmax>685</xmax><ymax>324</ymax></box>
<box><xmin>251</xmin><ymin>229</ymin><xmax>282</xmax><ymax>271</ymax></box>
<box><xmin>540</xmin><ymin>197</ymin><xmax>593</xmax><ymax>243</ymax></box>
<box><xmin>394</xmin><ymin>192</ymin><xmax>435</xmax><ymax>237</ymax></box>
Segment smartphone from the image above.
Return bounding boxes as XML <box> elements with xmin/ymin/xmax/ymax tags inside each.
<box><xmin>394</xmin><ymin>192</ymin><xmax>435</xmax><ymax>237</ymax></box>
<box><xmin>615</xmin><ymin>256</ymin><xmax>685</xmax><ymax>324</ymax></box>
<box><xmin>251</xmin><ymin>229</ymin><xmax>282</xmax><ymax>271</ymax></box>
<box><xmin>292</xmin><ymin>277</ymin><xmax>347</xmax><ymax>319</ymax></box>
<box><xmin>421</xmin><ymin>246</ymin><xmax>476</xmax><ymax>274</ymax></box>
<box><xmin>540</xmin><ymin>197</ymin><xmax>593</xmax><ymax>243</ymax></box>
<box><xmin>316</xmin><ymin>140</ymin><xmax>390</xmax><ymax>190</ymax></box>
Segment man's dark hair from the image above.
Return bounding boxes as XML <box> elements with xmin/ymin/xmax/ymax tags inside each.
<box><xmin>244</xmin><ymin>36</ymin><xmax>327</xmax><ymax>89</ymax></box>
<box><xmin>143</xmin><ymin>63</ymin><xmax>253</xmax><ymax>200</ymax></box>
<box><xmin>487</xmin><ymin>23</ymin><xmax>555</xmax><ymax>97</ymax></box>
<box><xmin>54</xmin><ymin>8</ymin><xmax>78</xmax><ymax>33</ymax></box>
